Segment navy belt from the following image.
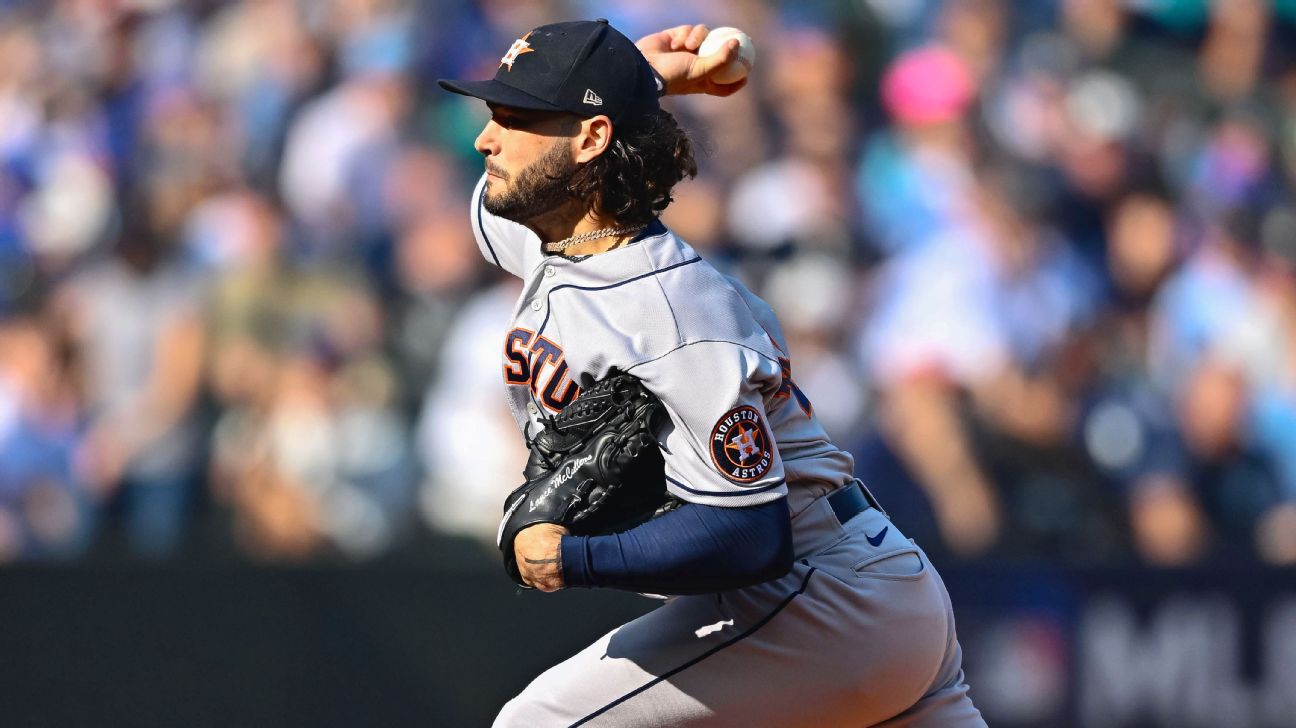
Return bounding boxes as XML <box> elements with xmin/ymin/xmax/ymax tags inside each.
<box><xmin>826</xmin><ymin>480</ymin><xmax>884</xmax><ymax>525</ymax></box>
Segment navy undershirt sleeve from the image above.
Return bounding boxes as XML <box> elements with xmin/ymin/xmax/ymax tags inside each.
<box><xmin>560</xmin><ymin>498</ymin><xmax>794</xmax><ymax>595</ymax></box>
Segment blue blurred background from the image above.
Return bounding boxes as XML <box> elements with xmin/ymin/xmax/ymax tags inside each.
<box><xmin>0</xmin><ymin>1</ymin><xmax>1294</xmax><ymax>726</ymax></box>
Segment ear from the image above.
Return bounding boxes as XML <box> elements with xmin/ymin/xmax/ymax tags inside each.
<box><xmin>573</xmin><ymin>115</ymin><xmax>613</xmax><ymax>164</ymax></box>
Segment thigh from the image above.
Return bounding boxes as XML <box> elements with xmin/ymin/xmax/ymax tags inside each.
<box><xmin>493</xmin><ymin>590</ymin><xmax>730</xmax><ymax>727</ymax></box>
<box><xmin>498</xmin><ymin>568</ymin><xmax>839</xmax><ymax>727</ymax></box>
<box><xmin>495</xmin><ymin>555</ymin><xmax>964</xmax><ymax>728</ymax></box>
<box><xmin>872</xmin><ymin>668</ymin><xmax>986</xmax><ymax>728</ymax></box>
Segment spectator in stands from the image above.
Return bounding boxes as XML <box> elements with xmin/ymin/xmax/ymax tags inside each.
<box><xmin>0</xmin><ymin>0</ymin><xmax>1293</xmax><ymax>570</ymax></box>
<box><xmin>204</xmin><ymin>192</ymin><xmax>414</xmax><ymax>560</ymax></box>
<box><xmin>414</xmin><ymin>277</ymin><xmax>527</xmax><ymax>545</ymax></box>
<box><xmin>0</xmin><ymin>317</ymin><xmax>93</xmax><ymax>560</ymax></box>
<box><xmin>53</xmin><ymin>213</ymin><xmax>205</xmax><ymax>558</ymax></box>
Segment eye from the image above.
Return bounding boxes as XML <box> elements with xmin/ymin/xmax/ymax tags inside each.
<box><xmin>505</xmin><ymin>115</ymin><xmax>540</xmax><ymax>130</ymax></box>
<box><xmin>492</xmin><ymin>108</ymin><xmax>545</xmax><ymax>130</ymax></box>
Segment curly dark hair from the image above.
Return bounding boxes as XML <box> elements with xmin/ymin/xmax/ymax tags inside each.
<box><xmin>565</xmin><ymin>109</ymin><xmax>697</xmax><ymax>226</ymax></box>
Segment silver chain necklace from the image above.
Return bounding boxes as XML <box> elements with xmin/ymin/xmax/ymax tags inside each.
<box><xmin>542</xmin><ymin>224</ymin><xmax>646</xmax><ymax>254</ymax></box>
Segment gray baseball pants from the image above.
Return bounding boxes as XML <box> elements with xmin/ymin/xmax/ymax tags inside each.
<box><xmin>495</xmin><ymin>491</ymin><xmax>986</xmax><ymax>727</ymax></box>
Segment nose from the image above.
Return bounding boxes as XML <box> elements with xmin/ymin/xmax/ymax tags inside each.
<box><xmin>475</xmin><ymin>119</ymin><xmax>500</xmax><ymax>158</ymax></box>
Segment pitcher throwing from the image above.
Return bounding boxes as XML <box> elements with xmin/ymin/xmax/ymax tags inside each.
<box><xmin>438</xmin><ymin>18</ymin><xmax>985</xmax><ymax>727</ymax></box>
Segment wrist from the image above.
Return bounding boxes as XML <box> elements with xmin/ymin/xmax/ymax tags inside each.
<box><xmin>551</xmin><ymin>534</ymin><xmax>565</xmax><ymax>588</ymax></box>
<box><xmin>650</xmin><ymin>65</ymin><xmax>669</xmax><ymax>97</ymax></box>
<box><xmin>560</xmin><ymin>534</ymin><xmax>592</xmax><ymax>587</ymax></box>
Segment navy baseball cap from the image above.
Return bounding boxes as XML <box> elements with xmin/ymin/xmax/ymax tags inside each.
<box><xmin>438</xmin><ymin>19</ymin><xmax>660</xmax><ymax>123</ymax></box>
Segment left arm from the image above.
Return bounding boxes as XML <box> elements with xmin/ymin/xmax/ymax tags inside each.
<box><xmin>516</xmin><ymin>498</ymin><xmax>794</xmax><ymax>594</ymax></box>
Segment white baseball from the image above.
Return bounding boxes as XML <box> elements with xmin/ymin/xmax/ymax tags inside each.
<box><xmin>697</xmin><ymin>27</ymin><xmax>755</xmax><ymax>85</ymax></box>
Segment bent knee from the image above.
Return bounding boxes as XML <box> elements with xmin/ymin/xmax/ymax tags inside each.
<box><xmin>494</xmin><ymin>692</ymin><xmax>545</xmax><ymax>728</ymax></box>
<box><xmin>494</xmin><ymin>680</ymin><xmax>585</xmax><ymax>728</ymax></box>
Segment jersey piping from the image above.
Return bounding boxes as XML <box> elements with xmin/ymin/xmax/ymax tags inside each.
<box><xmin>533</xmin><ymin>255</ymin><xmax>702</xmax><ymax>339</ymax></box>
<box><xmin>569</xmin><ymin>566</ymin><xmax>819</xmax><ymax>727</ymax></box>
<box><xmin>665</xmin><ymin>474</ymin><xmax>786</xmax><ymax>498</ymax></box>
<box><xmin>475</xmin><ymin>184</ymin><xmax>502</xmax><ymax>268</ymax></box>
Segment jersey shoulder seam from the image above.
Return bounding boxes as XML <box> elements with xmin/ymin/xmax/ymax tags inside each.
<box><xmin>642</xmin><ymin>243</ymin><xmax>685</xmax><ymax>350</ymax></box>
<box><xmin>534</xmin><ymin>255</ymin><xmax>701</xmax><ymax>340</ymax></box>
<box><xmin>623</xmin><ymin>338</ymin><xmax>780</xmax><ymax>373</ymax></box>
<box><xmin>728</xmin><ymin>275</ymin><xmax>783</xmax><ymax>354</ymax></box>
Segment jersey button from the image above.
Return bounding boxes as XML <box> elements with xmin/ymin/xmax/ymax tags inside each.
<box><xmin>526</xmin><ymin>402</ymin><xmax>539</xmax><ymax>416</ymax></box>
<box><xmin>530</xmin><ymin>299</ymin><xmax>542</xmax><ymax>311</ymax></box>
<box><xmin>544</xmin><ymin>265</ymin><xmax>556</xmax><ymax>277</ymax></box>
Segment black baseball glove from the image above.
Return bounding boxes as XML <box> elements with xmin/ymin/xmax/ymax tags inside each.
<box><xmin>497</xmin><ymin>372</ymin><xmax>673</xmax><ymax>587</ymax></box>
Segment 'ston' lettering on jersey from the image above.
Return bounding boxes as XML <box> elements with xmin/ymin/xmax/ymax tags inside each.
<box><xmin>710</xmin><ymin>406</ymin><xmax>774</xmax><ymax>483</ymax></box>
<box><xmin>503</xmin><ymin>326</ymin><xmax>580</xmax><ymax>412</ymax></box>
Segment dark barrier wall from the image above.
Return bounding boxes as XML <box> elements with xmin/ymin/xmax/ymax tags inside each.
<box><xmin>3</xmin><ymin>556</ymin><xmax>1295</xmax><ymax>728</ymax></box>
<box><xmin>0</xmin><ymin>561</ymin><xmax>655</xmax><ymax>728</ymax></box>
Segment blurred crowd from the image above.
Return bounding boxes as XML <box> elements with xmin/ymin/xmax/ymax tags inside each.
<box><xmin>1</xmin><ymin>0</ymin><xmax>1295</xmax><ymax>568</ymax></box>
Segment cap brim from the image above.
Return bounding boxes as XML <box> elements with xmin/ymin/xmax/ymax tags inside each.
<box><xmin>437</xmin><ymin>78</ymin><xmax>566</xmax><ymax>113</ymax></box>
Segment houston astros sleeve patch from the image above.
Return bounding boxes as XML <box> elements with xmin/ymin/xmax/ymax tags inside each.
<box><xmin>710</xmin><ymin>406</ymin><xmax>774</xmax><ymax>483</ymax></box>
<box><xmin>629</xmin><ymin>341</ymin><xmax>787</xmax><ymax>503</ymax></box>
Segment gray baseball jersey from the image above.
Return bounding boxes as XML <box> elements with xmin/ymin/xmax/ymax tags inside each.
<box><xmin>471</xmin><ymin>175</ymin><xmax>984</xmax><ymax>727</ymax></box>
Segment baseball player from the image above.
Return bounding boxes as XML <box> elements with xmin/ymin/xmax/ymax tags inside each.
<box><xmin>438</xmin><ymin>19</ymin><xmax>985</xmax><ymax>727</ymax></box>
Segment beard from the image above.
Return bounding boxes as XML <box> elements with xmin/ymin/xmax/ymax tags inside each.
<box><xmin>483</xmin><ymin>140</ymin><xmax>578</xmax><ymax>225</ymax></box>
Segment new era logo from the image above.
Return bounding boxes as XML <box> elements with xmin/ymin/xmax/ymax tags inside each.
<box><xmin>583</xmin><ymin>89</ymin><xmax>603</xmax><ymax>106</ymax></box>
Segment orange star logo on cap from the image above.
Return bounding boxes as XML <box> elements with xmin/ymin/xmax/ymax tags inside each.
<box><xmin>500</xmin><ymin>31</ymin><xmax>535</xmax><ymax>71</ymax></box>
